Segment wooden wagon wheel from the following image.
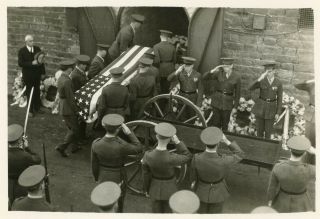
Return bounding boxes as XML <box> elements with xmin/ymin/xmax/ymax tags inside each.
<box><xmin>139</xmin><ymin>94</ymin><xmax>207</xmax><ymax>127</ymax></box>
<box><xmin>123</xmin><ymin>120</ymin><xmax>188</xmax><ymax>196</ymax></box>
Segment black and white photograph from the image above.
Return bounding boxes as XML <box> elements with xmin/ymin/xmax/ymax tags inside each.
<box><xmin>3</xmin><ymin>0</ymin><xmax>318</xmax><ymax>216</ymax></box>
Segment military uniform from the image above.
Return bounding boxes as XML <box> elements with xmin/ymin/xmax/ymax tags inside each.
<box><xmin>88</xmin><ymin>44</ymin><xmax>111</xmax><ymax>80</ymax></box>
<box><xmin>91</xmin><ymin>181</ymin><xmax>121</xmax><ymax>212</ymax></box>
<box><xmin>153</xmin><ymin>30</ymin><xmax>176</xmax><ymax>94</ymax></box>
<box><xmin>142</xmin><ymin>123</ymin><xmax>192</xmax><ymax>213</ymax></box>
<box><xmin>144</xmin><ymin>50</ymin><xmax>160</xmax><ymax>94</ymax></box>
<box><xmin>249</xmin><ymin>63</ymin><xmax>282</xmax><ymax>139</ymax></box>
<box><xmin>129</xmin><ymin>58</ymin><xmax>156</xmax><ymax>120</ymax></box>
<box><xmin>70</xmin><ymin>54</ymin><xmax>90</xmax><ymax>91</ymax></box>
<box><xmin>169</xmin><ymin>190</ymin><xmax>200</xmax><ymax>213</ymax></box>
<box><xmin>267</xmin><ymin>136</ymin><xmax>315</xmax><ymax>213</ymax></box>
<box><xmin>91</xmin><ymin>114</ymin><xmax>142</xmax><ymax>212</ymax></box>
<box><xmin>108</xmin><ymin>14</ymin><xmax>145</xmax><ymax>60</ymax></box>
<box><xmin>190</xmin><ymin>127</ymin><xmax>244</xmax><ymax>213</ymax></box>
<box><xmin>56</xmin><ymin>60</ymin><xmax>81</xmax><ymax>156</ymax></box>
<box><xmin>203</xmin><ymin>58</ymin><xmax>241</xmax><ymax>131</ymax></box>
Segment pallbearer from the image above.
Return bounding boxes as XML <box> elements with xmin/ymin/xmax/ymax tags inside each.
<box><xmin>169</xmin><ymin>190</ymin><xmax>200</xmax><ymax>213</ymax></box>
<box><xmin>153</xmin><ymin>30</ymin><xmax>176</xmax><ymax>94</ymax></box>
<box><xmin>88</xmin><ymin>44</ymin><xmax>111</xmax><ymax>80</ymax></box>
<box><xmin>249</xmin><ymin>61</ymin><xmax>282</xmax><ymax>139</ymax></box>
<box><xmin>143</xmin><ymin>49</ymin><xmax>160</xmax><ymax>93</ymax></box>
<box><xmin>267</xmin><ymin>136</ymin><xmax>315</xmax><ymax>212</ymax></box>
<box><xmin>71</xmin><ymin>54</ymin><xmax>90</xmax><ymax>91</ymax></box>
<box><xmin>91</xmin><ymin>181</ymin><xmax>121</xmax><ymax>213</ymax></box>
<box><xmin>202</xmin><ymin>57</ymin><xmax>241</xmax><ymax>131</ymax></box>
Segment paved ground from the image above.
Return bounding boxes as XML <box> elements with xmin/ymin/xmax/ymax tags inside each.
<box><xmin>8</xmin><ymin>102</ymin><xmax>315</xmax><ymax>213</ymax></box>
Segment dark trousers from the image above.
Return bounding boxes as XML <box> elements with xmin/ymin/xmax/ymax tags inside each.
<box><xmin>160</xmin><ymin>77</ymin><xmax>170</xmax><ymax>94</ymax></box>
<box><xmin>23</xmin><ymin>75</ymin><xmax>41</xmax><ymax>113</ymax></box>
<box><xmin>256</xmin><ymin>117</ymin><xmax>273</xmax><ymax>139</ymax></box>
<box><xmin>304</xmin><ymin>120</ymin><xmax>315</xmax><ymax>164</ymax></box>
<box><xmin>211</xmin><ymin>107</ymin><xmax>231</xmax><ymax>131</ymax></box>
<box><xmin>198</xmin><ymin>201</ymin><xmax>224</xmax><ymax>213</ymax></box>
<box><xmin>79</xmin><ymin>120</ymin><xmax>87</xmax><ymax>139</ymax></box>
<box><xmin>151</xmin><ymin>200</ymin><xmax>171</xmax><ymax>213</ymax></box>
<box><xmin>8</xmin><ymin>178</ymin><xmax>27</xmax><ymax>209</ymax></box>
<box><xmin>58</xmin><ymin>115</ymin><xmax>80</xmax><ymax>151</ymax></box>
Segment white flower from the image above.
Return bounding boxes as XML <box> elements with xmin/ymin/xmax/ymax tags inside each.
<box><xmin>239</xmin><ymin>97</ymin><xmax>246</xmax><ymax>104</ymax></box>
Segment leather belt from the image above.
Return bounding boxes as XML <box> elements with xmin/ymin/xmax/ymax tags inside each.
<box><xmin>100</xmin><ymin>164</ymin><xmax>122</xmax><ymax>169</ymax></box>
<box><xmin>180</xmin><ymin>90</ymin><xmax>197</xmax><ymax>94</ymax></box>
<box><xmin>260</xmin><ymin>97</ymin><xmax>277</xmax><ymax>102</ymax></box>
<box><xmin>216</xmin><ymin>90</ymin><xmax>233</xmax><ymax>96</ymax></box>
<box><xmin>152</xmin><ymin>175</ymin><xmax>175</xmax><ymax>180</ymax></box>
<box><xmin>199</xmin><ymin>177</ymin><xmax>224</xmax><ymax>185</ymax></box>
<box><xmin>280</xmin><ymin>187</ymin><xmax>306</xmax><ymax>195</ymax></box>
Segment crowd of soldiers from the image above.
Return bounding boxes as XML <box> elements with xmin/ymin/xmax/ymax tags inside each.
<box><xmin>8</xmin><ymin>13</ymin><xmax>316</xmax><ymax>213</ymax></box>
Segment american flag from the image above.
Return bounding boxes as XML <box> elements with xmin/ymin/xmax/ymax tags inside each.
<box><xmin>75</xmin><ymin>45</ymin><xmax>152</xmax><ymax>122</ymax></box>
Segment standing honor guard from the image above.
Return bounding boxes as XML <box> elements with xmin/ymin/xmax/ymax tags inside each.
<box><xmin>202</xmin><ymin>57</ymin><xmax>241</xmax><ymax>131</ymax></box>
<box><xmin>108</xmin><ymin>14</ymin><xmax>145</xmax><ymax>60</ymax></box>
<box><xmin>169</xmin><ymin>190</ymin><xmax>200</xmax><ymax>213</ymax></box>
<box><xmin>267</xmin><ymin>136</ymin><xmax>315</xmax><ymax>213</ymax></box>
<box><xmin>142</xmin><ymin>122</ymin><xmax>192</xmax><ymax>213</ymax></box>
<box><xmin>91</xmin><ymin>114</ymin><xmax>142</xmax><ymax>212</ymax></box>
<box><xmin>143</xmin><ymin>50</ymin><xmax>160</xmax><ymax>94</ymax></box>
<box><xmin>167</xmin><ymin>56</ymin><xmax>204</xmax><ymax>107</ymax></box>
<box><xmin>8</xmin><ymin>124</ymin><xmax>41</xmax><ymax>208</ymax></box>
<box><xmin>11</xmin><ymin>165</ymin><xmax>54</xmax><ymax>211</ymax></box>
<box><xmin>249</xmin><ymin>61</ymin><xmax>283</xmax><ymax>139</ymax></box>
<box><xmin>91</xmin><ymin>181</ymin><xmax>121</xmax><ymax>213</ymax></box>
<box><xmin>88</xmin><ymin>44</ymin><xmax>111</xmax><ymax>80</ymax></box>
<box><xmin>190</xmin><ymin>127</ymin><xmax>244</xmax><ymax>213</ymax></box>
<box><xmin>153</xmin><ymin>30</ymin><xmax>176</xmax><ymax>94</ymax></box>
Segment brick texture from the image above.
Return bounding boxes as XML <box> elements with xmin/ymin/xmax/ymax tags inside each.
<box><xmin>7</xmin><ymin>7</ymin><xmax>80</xmax><ymax>94</ymax></box>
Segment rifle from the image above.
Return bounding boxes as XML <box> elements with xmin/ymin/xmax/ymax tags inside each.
<box><xmin>42</xmin><ymin>143</ymin><xmax>51</xmax><ymax>203</ymax></box>
<box><xmin>22</xmin><ymin>86</ymin><xmax>34</xmax><ymax>149</ymax></box>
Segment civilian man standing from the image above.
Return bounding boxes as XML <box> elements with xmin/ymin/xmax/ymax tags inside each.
<box><xmin>18</xmin><ymin>34</ymin><xmax>46</xmax><ymax>117</ymax></box>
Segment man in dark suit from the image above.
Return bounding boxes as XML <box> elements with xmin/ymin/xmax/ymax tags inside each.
<box><xmin>108</xmin><ymin>14</ymin><xmax>145</xmax><ymax>60</ymax></box>
<box><xmin>88</xmin><ymin>44</ymin><xmax>111</xmax><ymax>80</ymax></box>
<box><xmin>11</xmin><ymin>165</ymin><xmax>55</xmax><ymax>211</ymax></box>
<box><xmin>129</xmin><ymin>57</ymin><xmax>157</xmax><ymax>120</ymax></box>
<box><xmin>249</xmin><ymin>61</ymin><xmax>283</xmax><ymax>139</ymax></box>
<box><xmin>18</xmin><ymin>34</ymin><xmax>46</xmax><ymax>117</ymax></box>
<box><xmin>142</xmin><ymin>122</ymin><xmax>192</xmax><ymax>213</ymax></box>
<box><xmin>202</xmin><ymin>58</ymin><xmax>241</xmax><ymax>131</ymax></box>
<box><xmin>91</xmin><ymin>114</ymin><xmax>142</xmax><ymax>212</ymax></box>
<box><xmin>190</xmin><ymin>127</ymin><xmax>244</xmax><ymax>213</ymax></box>
<box><xmin>8</xmin><ymin>124</ymin><xmax>41</xmax><ymax>208</ymax></box>
<box><xmin>153</xmin><ymin>30</ymin><xmax>176</xmax><ymax>94</ymax></box>
<box><xmin>55</xmin><ymin>60</ymin><xmax>82</xmax><ymax>157</ymax></box>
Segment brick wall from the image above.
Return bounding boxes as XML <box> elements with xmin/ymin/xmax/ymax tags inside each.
<box><xmin>222</xmin><ymin>8</ymin><xmax>314</xmax><ymax>105</ymax></box>
<box><xmin>7</xmin><ymin>7</ymin><xmax>80</xmax><ymax>94</ymax></box>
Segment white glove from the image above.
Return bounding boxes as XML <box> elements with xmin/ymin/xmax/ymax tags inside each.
<box><xmin>171</xmin><ymin>135</ymin><xmax>181</xmax><ymax>144</ymax></box>
<box><xmin>221</xmin><ymin>134</ymin><xmax>231</xmax><ymax>145</ymax></box>
<box><xmin>121</xmin><ymin>123</ymin><xmax>131</xmax><ymax>135</ymax></box>
<box><xmin>258</xmin><ymin>71</ymin><xmax>268</xmax><ymax>82</ymax></box>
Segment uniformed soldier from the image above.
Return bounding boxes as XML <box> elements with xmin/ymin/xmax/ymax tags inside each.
<box><xmin>8</xmin><ymin>124</ymin><xmax>41</xmax><ymax>208</ymax></box>
<box><xmin>55</xmin><ymin>60</ymin><xmax>82</xmax><ymax>157</ymax></box>
<box><xmin>168</xmin><ymin>56</ymin><xmax>203</xmax><ymax>107</ymax></box>
<box><xmin>169</xmin><ymin>190</ymin><xmax>200</xmax><ymax>213</ymax></box>
<box><xmin>202</xmin><ymin>57</ymin><xmax>241</xmax><ymax>131</ymax></box>
<box><xmin>71</xmin><ymin>54</ymin><xmax>90</xmax><ymax>91</ymax></box>
<box><xmin>294</xmin><ymin>79</ymin><xmax>315</xmax><ymax>164</ymax></box>
<box><xmin>267</xmin><ymin>136</ymin><xmax>315</xmax><ymax>213</ymax></box>
<box><xmin>108</xmin><ymin>14</ymin><xmax>145</xmax><ymax>60</ymax></box>
<box><xmin>190</xmin><ymin>127</ymin><xmax>244</xmax><ymax>213</ymax></box>
<box><xmin>143</xmin><ymin>50</ymin><xmax>160</xmax><ymax>94</ymax></box>
<box><xmin>97</xmin><ymin>67</ymin><xmax>130</xmax><ymax>121</ymax></box>
<box><xmin>129</xmin><ymin>57</ymin><xmax>157</xmax><ymax>120</ymax></box>
<box><xmin>153</xmin><ymin>30</ymin><xmax>176</xmax><ymax>94</ymax></box>
<box><xmin>142</xmin><ymin>122</ymin><xmax>192</xmax><ymax>213</ymax></box>
<box><xmin>11</xmin><ymin>165</ymin><xmax>54</xmax><ymax>211</ymax></box>
<box><xmin>91</xmin><ymin>181</ymin><xmax>121</xmax><ymax>213</ymax></box>
<box><xmin>249</xmin><ymin>61</ymin><xmax>283</xmax><ymax>139</ymax></box>
<box><xmin>251</xmin><ymin>206</ymin><xmax>278</xmax><ymax>213</ymax></box>
<box><xmin>88</xmin><ymin>44</ymin><xmax>111</xmax><ymax>80</ymax></box>
<box><xmin>91</xmin><ymin>114</ymin><xmax>142</xmax><ymax>212</ymax></box>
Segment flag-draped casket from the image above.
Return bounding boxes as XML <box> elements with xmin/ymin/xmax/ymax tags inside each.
<box><xmin>75</xmin><ymin>46</ymin><xmax>152</xmax><ymax>122</ymax></box>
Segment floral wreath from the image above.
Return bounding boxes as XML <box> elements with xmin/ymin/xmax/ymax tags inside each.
<box><xmin>40</xmin><ymin>76</ymin><xmax>58</xmax><ymax>109</ymax></box>
<box><xmin>11</xmin><ymin>71</ymin><xmax>27</xmax><ymax>108</ymax></box>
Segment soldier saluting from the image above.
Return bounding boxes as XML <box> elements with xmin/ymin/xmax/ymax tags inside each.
<box><xmin>249</xmin><ymin>61</ymin><xmax>283</xmax><ymax>139</ymax></box>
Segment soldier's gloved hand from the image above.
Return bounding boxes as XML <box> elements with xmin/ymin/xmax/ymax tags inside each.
<box><xmin>210</xmin><ymin>65</ymin><xmax>221</xmax><ymax>73</ymax></box>
<box><xmin>171</xmin><ymin>135</ymin><xmax>181</xmax><ymax>144</ymax></box>
<box><xmin>221</xmin><ymin>134</ymin><xmax>231</xmax><ymax>145</ymax></box>
<box><xmin>121</xmin><ymin>123</ymin><xmax>132</xmax><ymax>135</ymax></box>
<box><xmin>274</xmin><ymin>114</ymin><xmax>279</xmax><ymax>121</ymax></box>
<box><xmin>258</xmin><ymin>71</ymin><xmax>268</xmax><ymax>81</ymax></box>
<box><xmin>22</xmin><ymin>135</ymin><xmax>29</xmax><ymax>148</ymax></box>
<box><xmin>175</xmin><ymin>65</ymin><xmax>184</xmax><ymax>75</ymax></box>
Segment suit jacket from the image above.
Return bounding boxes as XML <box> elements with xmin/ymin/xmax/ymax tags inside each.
<box><xmin>91</xmin><ymin>133</ymin><xmax>141</xmax><ymax>183</ymax></box>
<box><xmin>203</xmin><ymin>70</ymin><xmax>241</xmax><ymax>110</ymax></box>
<box><xmin>57</xmin><ymin>73</ymin><xmax>78</xmax><ymax>116</ymax></box>
<box><xmin>142</xmin><ymin>142</ymin><xmax>192</xmax><ymax>200</ymax></box>
<box><xmin>70</xmin><ymin>67</ymin><xmax>88</xmax><ymax>91</ymax></box>
<box><xmin>294</xmin><ymin>82</ymin><xmax>315</xmax><ymax>122</ymax></box>
<box><xmin>267</xmin><ymin>160</ymin><xmax>315</xmax><ymax>212</ymax></box>
<box><xmin>190</xmin><ymin>142</ymin><xmax>243</xmax><ymax>203</ymax></box>
<box><xmin>87</xmin><ymin>55</ymin><xmax>105</xmax><ymax>80</ymax></box>
<box><xmin>249</xmin><ymin>77</ymin><xmax>283</xmax><ymax>119</ymax></box>
<box><xmin>108</xmin><ymin>25</ymin><xmax>135</xmax><ymax>59</ymax></box>
<box><xmin>11</xmin><ymin>196</ymin><xmax>54</xmax><ymax>211</ymax></box>
<box><xmin>18</xmin><ymin>46</ymin><xmax>45</xmax><ymax>80</ymax></box>
<box><xmin>153</xmin><ymin>41</ymin><xmax>176</xmax><ymax>77</ymax></box>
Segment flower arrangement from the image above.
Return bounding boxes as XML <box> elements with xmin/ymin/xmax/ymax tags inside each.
<box><xmin>40</xmin><ymin>76</ymin><xmax>58</xmax><ymax>109</ymax></box>
<box><xmin>11</xmin><ymin>71</ymin><xmax>27</xmax><ymax>108</ymax></box>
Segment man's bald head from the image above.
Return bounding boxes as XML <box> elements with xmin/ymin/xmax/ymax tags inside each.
<box><xmin>25</xmin><ymin>34</ymin><xmax>34</xmax><ymax>47</ymax></box>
